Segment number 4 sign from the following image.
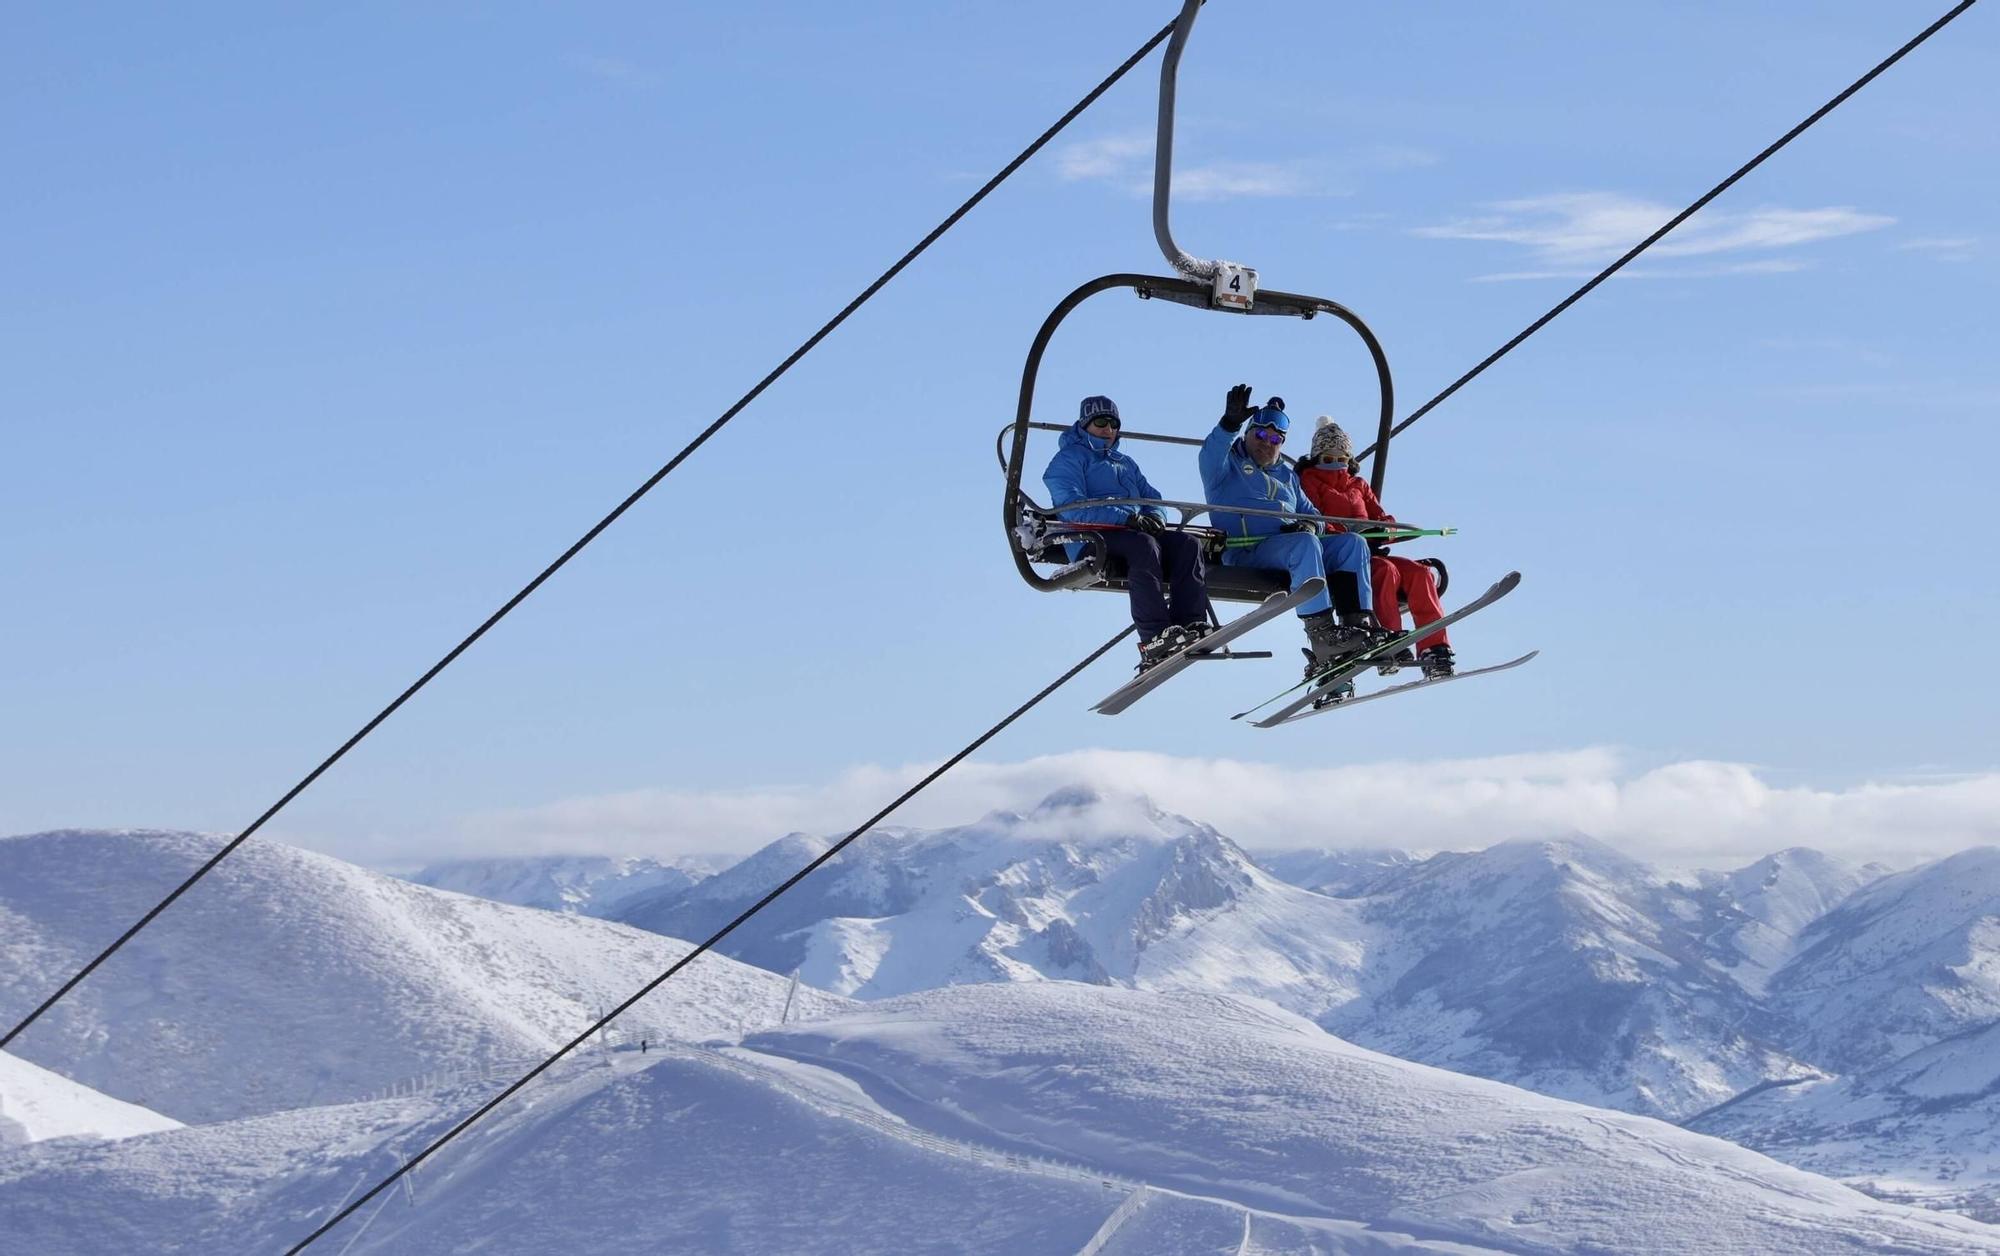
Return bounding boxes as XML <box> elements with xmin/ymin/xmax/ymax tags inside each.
<box><xmin>1210</xmin><ymin>261</ymin><xmax>1258</xmax><ymax>312</ymax></box>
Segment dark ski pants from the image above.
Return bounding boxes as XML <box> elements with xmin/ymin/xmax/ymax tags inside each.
<box><xmin>1100</xmin><ymin>528</ymin><xmax>1207</xmax><ymax>639</ymax></box>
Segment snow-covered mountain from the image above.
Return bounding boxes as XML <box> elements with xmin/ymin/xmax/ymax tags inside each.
<box><xmin>0</xmin><ymin>1051</ymin><xmax>180</xmax><ymax>1148</ymax></box>
<box><xmin>5</xmin><ymin>984</ymin><xmax>1996</xmax><ymax>1255</ymax></box>
<box><xmin>1249</xmin><ymin>846</ymin><xmax>1424</xmax><ymax>898</ymax></box>
<box><xmin>743</xmin><ymin>984</ymin><xmax>2000</xmax><ymax>1254</ymax></box>
<box><xmin>0</xmin><ymin>830</ymin><xmax>845</xmax><ymax>1123</ymax></box>
<box><xmin>615</xmin><ymin>789</ymin><xmax>1373</xmax><ymax>1018</ymax></box>
<box><xmin>1692</xmin><ymin>1016</ymin><xmax>2000</xmax><ymax>1224</ymax></box>
<box><xmin>616</xmin><ymin>830</ymin><xmax>836</xmax><ymax>952</ymax></box>
<box><xmin>1767</xmin><ymin>847</ymin><xmax>2000</xmax><ymax>1075</ymax></box>
<box><xmin>404</xmin><ymin>853</ymin><xmax>723</xmax><ymax>918</ymax></box>
<box><xmin>1324</xmin><ymin>835</ymin><xmax>1819</xmax><ymax>1118</ymax></box>
<box><xmin>1701</xmin><ymin>847</ymin><xmax>1883</xmax><ymax>994</ymax></box>
<box><xmin>608</xmin><ymin>796</ymin><xmax>1861</xmax><ymax>1121</ymax></box>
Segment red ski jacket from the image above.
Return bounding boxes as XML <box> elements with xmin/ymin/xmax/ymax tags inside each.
<box><xmin>1295</xmin><ymin>462</ymin><xmax>1391</xmax><ymax>533</ymax></box>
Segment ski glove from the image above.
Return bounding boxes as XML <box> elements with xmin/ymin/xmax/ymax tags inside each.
<box><xmin>1279</xmin><ymin>519</ymin><xmax>1320</xmax><ymax>534</ymax></box>
<box><xmin>1128</xmin><ymin>512</ymin><xmax>1166</xmax><ymax>536</ymax></box>
<box><xmin>1220</xmin><ymin>383</ymin><xmax>1255</xmax><ymax>432</ymax></box>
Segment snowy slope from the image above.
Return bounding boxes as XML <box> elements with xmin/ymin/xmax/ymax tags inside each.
<box><xmin>1327</xmin><ymin>836</ymin><xmax>1815</xmax><ymax>1118</ymax></box>
<box><xmin>0</xmin><ymin>1046</ymin><xmax>1491</xmax><ymax>1255</ymax></box>
<box><xmin>8</xmin><ymin>988</ymin><xmax>1993</xmax><ymax>1255</ymax></box>
<box><xmin>1702</xmin><ymin>847</ymin><xmax>1877</xmax><ymax>994</ymax></box>
<box><xmin>0</xmin><ymin>830</ymin><xmax>845</xmax><ymax>1123</ymax></box>
<box><xmin>1691</xmin><ymin>1018</ymin><xmax>2000</xmax><ymax>1223</ymax></box>
<box><xmin>404</xmin><ymin>853</ymin><xmax>722</xmax><ymax>918</ymax></box>
<box><xmin>614</xmin><ymin>797</ymin><xmax>1892</xmax><ymax>1121</ymax></box>
<box><xmin>0</xmin><ymin>1051</ymin><xmax>180</xmax><ymax>1148</ymax></box>
<box><xmin>620</xmin><ymin>790</ymin><xmax>1375</xmax><ymax>1019</ymax></box>
<box><xmin>745</xmin><ymin>983</ymin><xmax>2000</xmax><ymax>1254</ymax></box>
<box><xmin>617</xmin><ymin>830</ymin><xmax>833</xmax><ymax>946</ymax></box>
<box><xmin>1768</xmin><ymin>847</ymin><xmax>2000</xmax><ymax>1074</ymax></box>
<box><xmin>1252</xmin><ymin>847</ymin><xmax>1424</xmax><ymax>898</ymax></box>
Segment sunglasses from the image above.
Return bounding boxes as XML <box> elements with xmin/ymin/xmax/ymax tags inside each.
<box><xmin>1086</xmin><ymin>415</ymin><xmax>1121</xmax><ymax>429</ymax></box>
<box><xmin>1248</xmin><ymin>424</ymin><xmax>1286</xmax><ymax>446</ymax></box>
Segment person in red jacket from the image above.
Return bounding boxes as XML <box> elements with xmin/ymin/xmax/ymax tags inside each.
<box><xmin>1293</xmin><ymin>417</ymin><xmax>1455</xmax><ymax>679</ymax></box>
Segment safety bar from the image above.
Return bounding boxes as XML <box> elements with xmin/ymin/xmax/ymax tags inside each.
<box><xmin>994</xmin><ymin>421</ymin><xmax>1215</xmax><ymax>475</ymax></box>
<box><xmin>1026</xmin><ymin>494</ymin><xmax>1407</xmax><ymax>534</ymax></box>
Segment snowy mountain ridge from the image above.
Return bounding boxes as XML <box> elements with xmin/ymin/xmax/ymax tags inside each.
<box><xmin>5</xmin><ymin>984</ymin><xmax>1996</xmax><ymax>1254</ymax></box>
<box><xmin>0</xmin><ymin>1051</ymin><xmax>181</xmax><ymax>1149</ymax></box>
<box><xmin>0</xmin><ymin>829</ymin><xmax>847</xmax><ymax>1123</ymax></box>
<box><xmin>595</xmin><ymin>795</ymin><xmax>1902</xmax><ymax>1120</ymax></box>
<box><xmin>412</xmin><ymin>787</ymin><xmax>2000</xmax><ymax>1215</ymax></box>
<box><xmin>405</xmin><ymin>852</ymin><xmax>725</xmax><ymax>918</ymax></box>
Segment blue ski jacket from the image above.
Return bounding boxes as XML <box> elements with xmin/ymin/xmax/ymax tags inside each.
<box><xmin>1043</xmin><ymin>419</ymin><xmax>1169</xmax><ymax>529</ymax></box>
<box><xmin>1199</xmin><ymin>420</ymin><xmax>1317</xmax><ymax>540</ymax></box>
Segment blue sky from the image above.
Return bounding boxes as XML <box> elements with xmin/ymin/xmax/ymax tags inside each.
<box><xmin>4</xmin><ymin>2</ymin><xmax>1995</xmax><ymax>863</ymax></box>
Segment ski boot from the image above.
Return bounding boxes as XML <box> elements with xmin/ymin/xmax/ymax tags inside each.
<box><xmin>1176</xmin><ymin>620</ymin><xmax>1215</xmax><ymax>652</ymax></box>
<box><xmin>1418</xmin><ymin>644</ymin><xmax>1456</xmax><ymax>679</ymax></box>
<box><xmin>1300</xmin><ymin>610</ymin><xmax>1376</xmax><ymax>699</ymax></box>
<box><xmin>1375</xmin><ymin>646</ymin><xmax>1416</xmax><ymax>676</ymax></box>
<box><xmin>1136</xmin><ymin>628</ymin><xmax>1185</xmax><ymax>673</ymax></box>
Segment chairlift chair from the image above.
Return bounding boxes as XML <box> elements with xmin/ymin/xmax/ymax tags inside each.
<box><xmin>998</xmin><ymin>0</ymin><xmax>1404</xmax><ymax>609</ymax></box>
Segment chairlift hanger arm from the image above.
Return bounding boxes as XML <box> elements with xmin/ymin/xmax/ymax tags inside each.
<box><xmin>1154</xmin><ymin>0</ymin><xmax>1260</xmax><ymax>310</ymax></box>
<box><xmin>1155</xmin><ymin>0</ymin><xmax>1214</xmax><ymax>282</ymax></box>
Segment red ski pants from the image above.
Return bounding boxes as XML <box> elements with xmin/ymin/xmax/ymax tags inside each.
<box><xmin>1372</xmin><ymin>555</ymin><xmax>1449</xmax><ymax>651</ymax></box>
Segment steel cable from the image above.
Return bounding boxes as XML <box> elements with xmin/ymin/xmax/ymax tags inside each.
<box><xmin>280</xmin><ymin>626</ymin><xmax>1136</xmax><ymax>1254</ymax></box>
<box><xmin>0</xmin><ymin>14</ymin><xmax>1181</xmax><ymax>1053</ymax></box>
<box><xmin>1356</xmin><ymin>0</ymin><xmax>1979</xmax><ymax>466</ymax></box>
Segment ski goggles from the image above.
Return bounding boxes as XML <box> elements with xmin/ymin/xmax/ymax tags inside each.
<box><xmin>1085</xmin><ymin>415</ymin><xmax>1121</xmax><ymax>430</ymax></box>
<box><xmin>1248</xmin><ymin>423</ymin><xmax>1286</xmax><ymax>445</ymax></box>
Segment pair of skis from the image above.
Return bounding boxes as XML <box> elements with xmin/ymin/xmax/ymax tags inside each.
<box><xmin>1091</xmin><ymin>578</ymin><xmax>1323</xmax><ymax>716</ymax></box>
<box><xmin>1090</xmin><ymin>571</ymin><xmax>1531</xmax><ymax>723</ymax></box>
<box><xmin>1232</xmin><ymin>571</ymin><xmax>1528</xmax><ymax>727</ymax></box>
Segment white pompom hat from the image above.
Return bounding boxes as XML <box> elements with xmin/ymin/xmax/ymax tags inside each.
<box><xmin>1309</xmin><ymin>416</ymin><xmax>1353</xmax><ymax>465</ymax></box>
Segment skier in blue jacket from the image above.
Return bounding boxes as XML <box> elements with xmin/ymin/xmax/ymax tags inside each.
<box><xmin>1200</xmin><ymin>385</ymin><xmax>1379</xmax><ymax>678</ymax></box>
<box><xmin>1045</xmin><ymin>395</ymin><xmax>1210</xmax><ymax>670</ymax></box>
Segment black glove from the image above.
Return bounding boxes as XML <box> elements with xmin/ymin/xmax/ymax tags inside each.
<box><xmin>1128</xmin><ymin>513</ymin><xmax>1166</xmax><ymax>536</ymax></box>
<box><xmin>1220</xmin><ymin>383</ymin><xmax>1254</xmax><ymax>432</ymax></box>
<box><xmin>1279</xmin><ymin>519</ymin><xmax>1318</xmax><ymax>534</ymax></box>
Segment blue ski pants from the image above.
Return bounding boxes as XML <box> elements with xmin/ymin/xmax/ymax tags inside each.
<box><xmin>1220</xmin><ymin>531</ymin><xmax>1371</xmax><ymax>618</ymax></box>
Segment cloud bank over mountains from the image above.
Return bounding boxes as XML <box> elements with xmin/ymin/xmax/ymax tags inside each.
<box><xmin>409</xmin><ymin>748</ymin><xmax>2000</xmax><ymax>869</ymax></box>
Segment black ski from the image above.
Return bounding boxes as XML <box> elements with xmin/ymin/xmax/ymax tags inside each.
<box><xmin>1255</xmin><ymin>651</ymin><xmax>1539</xmax><ymax>726</ymax></box>
<box><xmin>1093</xmin><ymin>578</ymin><xmax>1325</xmax><ymax>716</ymax></box>
<box><xmin>1231</xmin><ymin>571</ymin><xmax>1522</xmax><ymax>724</ymax></box>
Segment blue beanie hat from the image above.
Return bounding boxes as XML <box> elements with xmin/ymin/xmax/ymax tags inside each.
<box><xmin>1079</xmin><ymin>395</ymin><xmax>1120</xmax><ymax>422</ymax></box>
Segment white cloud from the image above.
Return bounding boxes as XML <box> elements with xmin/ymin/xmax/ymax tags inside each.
<box><xmin>1416</xmin><ymin>192</ymin><xmax>1892</xmax><ymax>279</ymax></box>
<box><xmin>1469</xmin><ymin>259</ymin><xmax>1811</xmax><ymax>283</ymax></box>
<box><xmin>1895</xmin><ymin>235</ymin><xmax>1978</xmax><ymax>262</ymax></box>
<box><xmin>1055</xmin><ymin>133</ymin><xmax>1389</xmax><ymax>202</ymax></box>
<box><xmin>432</xmin><ymin>748</ymin><xmax>2000</xmax><ymax>873</ymax></box>
<box><xmin>1170</xmin><ymin>160</ymin><xmax>1320</xmax><ymax>202</ymax></box>
<box><xmin>1056</xmin><ymin>135</ymin><xmax>1153</xmax><ymax>182</ymax></box>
